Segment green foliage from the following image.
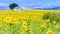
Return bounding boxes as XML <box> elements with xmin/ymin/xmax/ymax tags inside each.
<box><xmin>9</xmin><ymin>3</ymin><xmax>18</xmax><ymax>9</ymax></box>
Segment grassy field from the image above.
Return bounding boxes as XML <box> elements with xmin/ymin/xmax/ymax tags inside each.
<box><xmin>0</xmin><ymin>10</ymin><xmax>60</xmax><ymax>34</ymax></box>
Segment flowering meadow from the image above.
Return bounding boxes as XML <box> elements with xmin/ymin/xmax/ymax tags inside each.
<box><xmin>0</xmin><ymin>10</ymin><xmax>60</xmax><ymax>34</ymax></box>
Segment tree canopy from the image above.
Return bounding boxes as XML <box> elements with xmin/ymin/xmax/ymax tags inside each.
<box><xmin>9</xmin><ymin>3</ymin><xmax>18</xmax><ymax>9</ymax></box>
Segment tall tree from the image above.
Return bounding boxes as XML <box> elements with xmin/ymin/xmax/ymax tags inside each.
<box><xmin>9</xmin><ymin>3</ymin><xmax>18</xmax><ymax>9</ymax></box>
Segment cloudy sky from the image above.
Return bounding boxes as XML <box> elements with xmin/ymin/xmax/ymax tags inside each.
<box><xmin>0</xmin><ymin>0</ymin><xmax>60</xmax><ymax>9</ymax></box>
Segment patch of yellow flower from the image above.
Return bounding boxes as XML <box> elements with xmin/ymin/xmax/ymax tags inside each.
<box><xmin>43</xmin><ymin>19</ymin><xmax>50</xmax><ymax>23</ymax></box>
<box><xmin>0</xmin><ymin>23</ymin><xmax>2</xmax><ymax>27</ymax></box>
<box><xmin>46</xmin><ymin>29</ymin><xmax>54</xmax><ymax>34</ymax></box>
<box><xmin>20</xmin><ymin>16</ymin><xmax>27</xmax><ymax>20</ymax></box>
<box><xmin>0</xmin><ymin>16</ymin><xmax>2</xmax><ymax>20</ymax></box>
<box><xmin>25</xmin><ymin>26</ymin><xmax>29</xmax><ymax>31</ymax></box>
<box><xmin>5</xmin><ymin>16</ymin><xmax>12</xmax><ymax>23</ymax></box>
<box><xmin>55</xmin><ymin>24</ymin><xmax>59</xmax><ymax>28</ymax></box>
<box><xmin>4</xmin><ymin>16</ymin><xmax>18</xmax><ymax>24</ymax></box>
<box><xmin>41</xmin><ymin>23</ymin><xmax>47</xmax><ymax>28</ymax></box>
<box><xmin>22</xmin><ymin>20</ymin><xmax>31</xmax><ymax>31</ymax></box>
<box><xmin>25</xmin><ymin>26</ymin><xmax>31</xmax><ymax>31</ymax></box>
<box><xmin>52</xmin><ymin>21</ymin><xmax>56</xmax><ymax>24</ymax></box>
<box><xmin>46</xmin><ymin>19</ymin><xmax>50</xmax><ymax>23</ymax></box>
<box><xmin>31</xmin><ymin>16</ymin><xmax>38</xmax><ymax>20</ymax></box>
<box><xmin>41</xmin><ymin>19</ymin><xmax>50</xmax><ymax>28</ymax></box>
<box><xmin>22</xmin><ymin>21</ymin><xmax>27</xmax><ymax>27</ymax></box>
<box><xmin>21</xmin><ymin>31</ymin><xmax>24</xmax><ymax>34</ymax></box>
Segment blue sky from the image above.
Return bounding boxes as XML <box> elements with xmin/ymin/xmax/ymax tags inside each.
<box><xmin>0</xmin><ymin>0</ymin><xmax>60</xmax><ymax>8</ymax></box>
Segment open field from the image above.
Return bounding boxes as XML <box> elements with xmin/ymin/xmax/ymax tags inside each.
<box><xmin>0</xmin><ymin>10</ymin><xmax>60</xmax><ymax>34</ymax></box>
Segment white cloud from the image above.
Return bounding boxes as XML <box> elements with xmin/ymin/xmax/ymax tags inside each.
<box><xmin>27</xmin><ymin>4</ymin><xmax>40</xmax><ymax>6</ymax></box>
<box><xmin>33</xmin><ymin>6</ymin><xmax>43</xmax><ymax>8</ymax></box>
<box><xmin>22</xmin><ymin>4</ymin><xmax>41</xmax><ymax>7</ymax></box>
<box><xmin>0</xmin><ymin>3</ymin><xmax>8</xmax><ymax>6</ymax></box>
<box><xmin>27</xmin><ymin>3</ymin><xmax>55</xmax><ymax>8</ymax></box>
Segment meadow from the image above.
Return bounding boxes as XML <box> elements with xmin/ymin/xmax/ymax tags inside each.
<box><xmin>0</xmin><ymin>10</ymin><xmax>60</xmax><ymax>34</ymax></box>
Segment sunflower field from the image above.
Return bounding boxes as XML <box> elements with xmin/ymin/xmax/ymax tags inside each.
<box><xmin>0</xmin><ymin>10</ymin><xmax>60</xmax><ymax>34</ymax></box>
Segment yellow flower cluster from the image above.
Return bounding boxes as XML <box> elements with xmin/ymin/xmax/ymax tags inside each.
<box><xmin>46</xmin><ymin>29</ymin><xmax>54</xmax><ymax>34</ymax></box>
<box><xmin>22</xmin><ymin>21</ymin><xmax>31</xmax><ymax>31</ymax></box>
<box><xmin>4</xmin><ymin>16</ymin><xmax>18</xmax><ymax>24</ymax></box>
<box><xmin>25</xmin><ymin>26</ymin><xmax>31</xmax><ymax>31</ymax></box>
<box><xmin>0</xmin><ymin>23</ymin><xmax>2</xmax><ymax>27</ymax></box>
<box><xmin>5</xmin><ymin>16</ymin><xmax>11</xmax><ymax>23</ymax></box>
<box><xmin>41</xmin><ymin>19</ymin><xmax>50</xmax><ymax>28</ymax></box>
<box><xmin>21</xmin><ymin>31</ymin><xmax>24</xmax><ymax>34</ymax></box>
<box><xmin>55</xmin><ymin>24</ymin><xmax>59</xmax><ymax>29</ymax></box>
<box><xmin>52</xmin><ymin>21</ymin><xmax>56</xmax><ymax>24</ymax></box>
<box><xmin>22</xmin><ymin>21</ymin><xmax>27</xmax><ymax>28</ymax></box>
<box><xmin>43</xmin><ymin>19</ymin><xmax>50</xmax><ymax>23</ymax></box>
<box><xmin>0</xmin><ymin>20</ymin><xmax>2</xmax><ymax>27</ymax></box>
<box><xmin>41</xmin><ymin>23</ymin><xmax>47</xmax><ymax>28</ymax></box>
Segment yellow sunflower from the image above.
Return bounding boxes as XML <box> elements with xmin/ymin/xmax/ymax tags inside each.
<box><xmin>0</xmin><ymin>23</ymin><xmax>2</xmax><ymax>27</ymax></box>
<box><xmin>4</xmin><ymin>16</ymin><xmax>16</xmax><ymax>24</ymax></box>
<box><xmin>46</xmin><ymin>30</ymin><xmax>54</xmax><ymax>34</ymax></box>
<box><xmin>22</xmin><ymin>21</ymin><xmax>27</xmax><ymax>27</ymax></box>
<box><xmin>21</xmin><ymin>31</ymin><xmax>24</xmax><ymax>34</ymax></box>
<box><xmin>5</xmin><ymin>16</ymin><xmax>12</xmax><ymax>23</ymax></box>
